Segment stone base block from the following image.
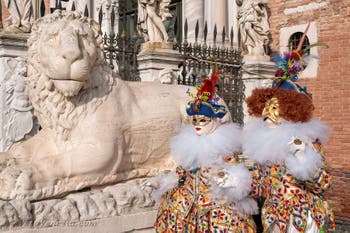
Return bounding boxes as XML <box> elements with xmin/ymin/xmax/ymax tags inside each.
<box><xmin>137</xmin><ymin>42</ymin><xmax>183</xmax><ymax>83</ymax></box>
<box><xmin>2</xmin><ymin>211</ymin><xmax>157</xmax><ymax>233</ymax></box>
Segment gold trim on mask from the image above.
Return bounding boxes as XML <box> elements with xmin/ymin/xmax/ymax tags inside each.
<box><xmin>191</xmin><ymin>115</ymin><xmax>212</xmax><ymax>126</ymax></box>
<box><xmin>262</xmin><ymin>97</ymin><xmax>281</xmax><ymax>125</ymax></box>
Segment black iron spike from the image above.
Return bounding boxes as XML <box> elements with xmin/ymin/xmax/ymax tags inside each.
<box><xmin>98</xmin><ymin>5</ymin><xmax>103</xmax><ymax>35</ymax></box>
<box><xmin>195</xmin><ymin>20</ymin><xmax>199</xmax><ymax>43</ymax></box>
<box><xmin>84</xmin><ymin>4</ymin><xmax>89</xmax><ymax>17</ymax></box>
<box><xmin>213</xmin><ymin>24</ymin><xmax>217</xmax><ymax>45</ymax></box>
<box><xmin>204</xmin><ymin>21</ymin><xmax>208</xmax><ymax>43</ymax></box>
<box><xmin>184</xmin><ymin>18</ymin><xmax>188</xmax><ymax>41</ymax></box>
<box><xmin>238</xmin><ymin>29</ymin><xmax>241</xmax><ymax>49</ymax></box>
<box><xmin>71</xmin><ymin>1</ymin><xmax>76</xmax><ymax>11</ymax></box>
<box><xmin>222</xmin><ymin>26</ymin><xmax>226</xmax><ymax>45</ymax></box>
<box><xmin>56</xmin><ymin>0</ymin><xmax>62</xmax><ymax>10</ymax></box>
<box><xmin>174</xmin><ymin>16</ymin><xmax>178</xmax><ymax>39</ymax></box>
<box><xmin>98</xmin><ymin>6</ymin><xmax>103</xmax><ymax>30</ymax></box>
<box><xmin>230</xmin><ymin>26</ymin><xmax>234</xmax><ymax>47</ymax></box>
<box><xmin>40</xmin><ymin>0</ymin><xmax>45</xmax><ymax>17</ymax></box>
<box><xmin>111</xmin><ymin>6</ymin><xmax>115</xmax><ymax>32</ymax></box>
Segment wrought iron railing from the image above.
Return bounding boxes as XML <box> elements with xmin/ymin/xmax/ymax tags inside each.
<box><xmin>175</xmin><ymin>19</ymin><xmax>245</xmax><ymax>125</ymax></box>
<box><xmin>97</xmin><ymin>4</ymin><xmax>142</xmax><ymax>81</ymax></box>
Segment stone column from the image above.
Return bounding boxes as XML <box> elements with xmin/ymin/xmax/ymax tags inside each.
<box><xmin>182</xmin><ymin>0</ymin><xmax>204</xmax><ymax>43</ymax></box>
<box><xmin>204</xmin><ymin>0</ymin><xmax>228</xmax><ymax>44</ymax></box>
<box><xmin>0</xmin><ymin>33</ymin><xmax>37</xmax><ymax>151</ymax></box>
<box><xmin>137</xmin><ymin>43</ymin><xmax>183</xmax><ymax>83</ymax></box>
<box><xmin>230</xmin><ymin>0</ymin><xmax>239</xmax><ymax>46</ymax></box>
<box><xmin>242</xmin><ymin>60</ymin><xmax>275</xmax><ymax>122</ymax></box>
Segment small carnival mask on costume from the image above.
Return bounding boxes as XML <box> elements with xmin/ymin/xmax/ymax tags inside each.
<box><xmin>186</xmin><ymin>71</ymin><xmax>227</xmax><ymax>136</ymax></box>
<box><xmin>262</xmin><ymin>97</ymin><xmax>280</xmax><ymax>125</ymax></box>
<box><xmin>191</xmin><ymin>115</ymin><xmax>218</xmax><ymax>136</ymax></box>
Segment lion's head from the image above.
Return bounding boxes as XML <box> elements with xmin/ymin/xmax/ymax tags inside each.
<box><xmin>27</xmin><ymin>11</ymin><xmax>114</xmax><ymax>142</ymax></box>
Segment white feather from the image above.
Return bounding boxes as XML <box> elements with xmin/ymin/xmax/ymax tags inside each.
<box><xmin>236</xmin><ymin>197</ymin><xmax>259</xmax><ymax>215</ymax></box>
<box><xmin>285</xmin><ymin>146</ymin><xmax>323</xmax><ymax>181</ymax></box>
<box><xmin>151</xmin><ymin>172</ymin><xmax>178</xmax><ymax>204</ymax></box>
<box><xmin>210</xmin><ymin>164</ymin><xmax>252</xmax><ymax>202</ymax></box>
<box><xmin>171</xmin><ymin>123</ymin><xmax>242</xmax><ymax>169</ymax></box>
<box><xmin>242</xmin><ymin>118</ymin><xmax>330</xmax><ymax>164</ymax></box>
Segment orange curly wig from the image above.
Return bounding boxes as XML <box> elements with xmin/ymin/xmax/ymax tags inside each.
<box><xmin>246</xmin><ymin>88</ymin><xmax>314</xmax><ymax>122</ymax></box>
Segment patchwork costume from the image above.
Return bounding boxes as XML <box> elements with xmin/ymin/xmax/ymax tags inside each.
<box><xmin>242</xmin><ymin>24</ymin><xmax>335</xmax><ymax>233</ymax></box>
<box><xmin>153</xmin><ymin>71</ymin><xmax>257</xmax><ymax>232</ymax></box>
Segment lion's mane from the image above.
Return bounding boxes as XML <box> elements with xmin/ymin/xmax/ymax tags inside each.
<box><xmin>27</xmin><ymin>11</ymin><xmax>114</xmax><ymax>143</ymax></box>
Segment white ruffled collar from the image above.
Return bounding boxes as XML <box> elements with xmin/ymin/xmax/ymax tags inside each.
<box><xmin>170</xmin><ymin>123</ymin><xmax>242</xmax><ymax>169</ymax></box>
<box><xmin>242</xmin><ymin>118</ymin><xmax>330</xmax><ymax>164</ymax></box>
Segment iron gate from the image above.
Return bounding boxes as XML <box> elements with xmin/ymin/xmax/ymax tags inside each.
<box><xmin>175</xmin><ymin>19</ymin><xmax>245</xmax><ymax>125</ymax></box>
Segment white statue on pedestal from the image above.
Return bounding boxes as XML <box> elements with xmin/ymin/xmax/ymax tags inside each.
<box><xmin>0</xmin><ymin>10</ymin><xmax>190</xmax><ymax>201</ymax></box>
<box><xmin>3</xmin><ymin>0</ymin><xmax>33</xmax><ymax>32</ymax></box>
<box><xmin>137</xmin><ymin>0</ymin><xmax>172</xmax><ymax>43</ymax></box>
<box><xmin>236</xmin><ymin>0</ymin><xmax>270</xmax><ymax>56</ymax></box>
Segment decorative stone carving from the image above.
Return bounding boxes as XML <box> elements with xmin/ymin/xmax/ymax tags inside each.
<box><xmin>0</xmin><ymin>10</ymin><xmax>189</xmax><ymax>201</ymax></box>
<box><xmin>1</xmin><ymin>57</ymin><xmax>36</xmax><ymax>151</ymax></box>
<box><xmin>137</xmin><ymin>0</ymin><xmax>172</xmax><ymax>43</ymax></box>
<box><xmin>3</xmin><ymin>0</ymin><xmax>33</xmax><ymax>33</ymax></box>
<box><xmin>104</xmin><ymin>179</ymin><xmax>155</xmax><ymax>214</ymax></box>
<box><xmin>236</xmin><ymin>0</ymin><xmax>270</xmax><ymax>56</ymax></box>
<box><xmin>156</xmin><ymin>68</ymin><xmax>177</xmax><ymax>84</ymax></box>
<box><xmin>0</xmin><ymin>178</ymin><xmax>155</xmax><ymax>230</ymax></box>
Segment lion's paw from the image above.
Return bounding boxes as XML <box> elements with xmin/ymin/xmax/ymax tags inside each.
<box><xmin>0</xmin><ymin>165</ymin><xmax>34</xmax><ymax>200</ymax></box>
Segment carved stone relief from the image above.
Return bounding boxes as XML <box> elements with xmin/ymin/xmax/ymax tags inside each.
<box><xmin>0</xmin><ymin>178</ymin><xmax>155</xmax><ymax>230</ymax></box>
<box><xmin>156</xmin><ymin>68</ymin><xmax>177</xmax><ymax>84</ymax></box>
<box><xmin>0</xmin><ymin>57</ymin><xmax>36</xmax><ymax>151</ymax></box>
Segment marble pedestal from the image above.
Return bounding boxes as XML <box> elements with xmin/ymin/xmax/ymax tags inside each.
<box><xmin>0</xmin><ymin>178</ymin><xmax>157</xmax><ymax>233</ymax></box>
<box><xmin>3</xmin><ymin>211</ymin><xmax>156</xmax><ymax>233</ymax></box>
<box><xmin>137</xmin><ymin>42</ymin><xmax>183</xmax><ymax>83</ymax></box>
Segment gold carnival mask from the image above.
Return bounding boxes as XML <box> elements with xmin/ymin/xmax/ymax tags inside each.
<box><xmin>191</xmin><ymin>115</ymin><xmax>217</xmax><ymax>136</ymax></box>
<box><xmin>262</xmin><ymin>97</ymin><xmax>281</xmax><ymax>125</ymax></box>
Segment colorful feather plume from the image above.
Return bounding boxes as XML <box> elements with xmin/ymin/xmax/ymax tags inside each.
<box><xmin>274</xmin><ymin>51</ymin><xmax>303</xmax><ymax>81</ymax></box>
<box><xmin>274</xmin><ymin>23</ymin><xmax>328</xmax><ymax>83</ymax></box>
<box><xmin>187</xmin><ymin>70</ymin><xmax>220</xmax><ymax>103</ymax></box>
<box><xmin>196</xmin><ymin>70</ymin><xmax>220</xmax><ymax>102</ymax></box>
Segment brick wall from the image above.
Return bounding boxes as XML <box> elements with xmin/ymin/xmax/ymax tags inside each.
<box><xmin>268</xmin><ymin>0</ymin><xmax>350</xmax><ymax>222</ymax></box>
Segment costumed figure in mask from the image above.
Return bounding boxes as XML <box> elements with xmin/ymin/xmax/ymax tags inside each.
<box><xmin>152</xmin><ymin>71</ymin><xmax>257</xmax><ymax>232</ymax></box>
<box><xmin>242</xmin><ymin>23</ymin><xmax>335</xmax><ymax>233</ymax></box>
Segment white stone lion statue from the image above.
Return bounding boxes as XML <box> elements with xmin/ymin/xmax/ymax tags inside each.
<box><xmin>0</xmin><ymin>11</ymin><xmax>194</xmax><ymax>201</ymax></box>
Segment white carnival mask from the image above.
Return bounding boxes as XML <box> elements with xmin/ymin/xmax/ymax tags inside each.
<box><xmin>191</xmin><ymin>115</ymin><xmax>218</xmax><ymax>136</ymax></box>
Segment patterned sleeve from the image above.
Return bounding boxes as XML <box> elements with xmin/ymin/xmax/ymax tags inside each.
<box><xmin>304</xmin><ymin>139</ymin><xmax>332</xmax><ymax>194</ymax></box>
<box><xmin>225</xmin><ymin>152</ymin><xmax>266</xmax><ymax>199</ymax></box>
<box><xmin>249</xmin><ymin>163</ymin><xmax>265</xmax><ymax>198</ymax></box>
<box><xmin>223</xmin><ymin>152</ymin><xmax>268</xmax><ymax>200</ymax></box>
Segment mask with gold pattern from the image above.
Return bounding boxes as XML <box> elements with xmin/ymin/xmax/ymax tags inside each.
<box><xmin>186</xmin><ymin>70</ymin><xmax>227</xmax><ymax>135</ymax></box>
<box><xmin>262</xmin><ymin>97</ymin><xmax>281</xmax><ymax>125</ymax></box>
<box><xmin>191</xmin><ymin>115</ymin><xmax>218</xmax><ymax>136</ymax></box>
